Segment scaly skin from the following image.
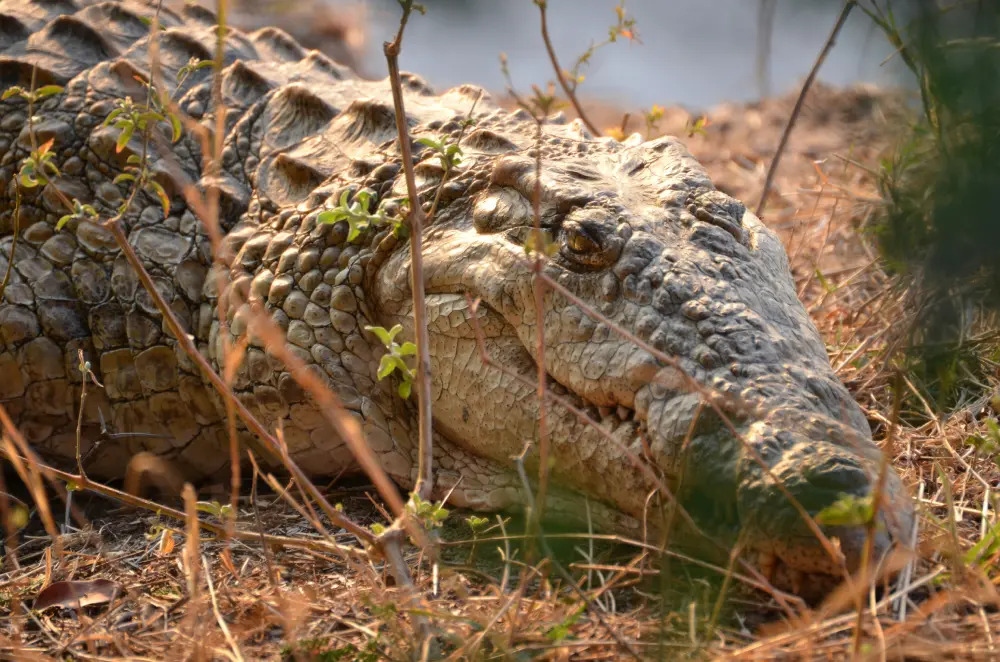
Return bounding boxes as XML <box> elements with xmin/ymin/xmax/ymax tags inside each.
<box><xmin>0</xmin><ymin>0</ymin><xmax>913</xmax><ymax>593</ymax></box>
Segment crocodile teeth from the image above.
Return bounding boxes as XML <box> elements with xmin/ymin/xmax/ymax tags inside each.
<box><xmin>789</xmin><ymin>569</ymin><xmax>804</xmax><ymax>595</ymax></box>
<box><xmin>616</xmin><ymin>406</ymin><xmax>631</xmax><ymax>421</ymax></box>
<box><xmin>759</xmin><ymin>551</ymin><xmax>777</xmax><ymax>582</ymax></box>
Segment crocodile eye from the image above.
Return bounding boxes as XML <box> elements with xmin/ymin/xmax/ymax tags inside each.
<box><xmin>558</xmin><ymin>219</ymin><xmax>621</xmax><ymax>271</ymax></box>
<box><xmin>566</xmin><ymin>226</ymin><xmax>601</xmax><ymax>253</ymax></box>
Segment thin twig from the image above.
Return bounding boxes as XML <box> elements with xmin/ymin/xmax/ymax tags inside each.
<box><xmin>755</xmin><ymin>0</ymin><xmax>857</xmax><ymax>216</ymax></box>
<box><xmin>204</xmin><ymin>553</ymin><xmax>245</xmax><ymax>662</ymax></box>
<box><xmin>536</xmin><ymin>0</ymin><xmax>601</xmax><ymax>136</ymax></box>
<box><xmin>383</xmin><ymin>0</ymin><xmax>434</xmax><ymax>502</ymax></box>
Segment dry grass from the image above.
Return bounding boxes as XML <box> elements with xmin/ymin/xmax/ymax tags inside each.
<box><xmin>3</xmin><ymin>22</ymin><xmax>1000</xmax><ymax>662</ymax></box>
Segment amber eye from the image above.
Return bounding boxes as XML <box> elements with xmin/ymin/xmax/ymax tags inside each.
<box><xmin>566</xmin><ymin>226</ymin><xmax>601</xmax><ymax>253</ymax></box>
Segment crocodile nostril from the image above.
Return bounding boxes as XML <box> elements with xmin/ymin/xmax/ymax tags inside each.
<box><xmin>692</xmin><ymin>206</ymin><xmax>747</xmax><ymax>244</ymax></box>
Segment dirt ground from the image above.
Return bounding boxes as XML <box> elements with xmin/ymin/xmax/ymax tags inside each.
<box><xmin>3</xmin><ymin>12</ymin><xmax>1000</xmax><ymax>659</ymax></box>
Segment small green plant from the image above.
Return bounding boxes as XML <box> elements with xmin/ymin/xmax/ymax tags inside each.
<box><xmin>643</xmin><ymin>103</ymin><xmax>665</xmax><ymax>136</ymax></box>
<box><xmin>815</xmin><ymin>493</ymin><xmax>875</xmax><ymax>528</ymax></box>
<box><xmin>15</xmin><ymin>138</ymin><xmax>60</xmax><ymax>189</ymax></box>
<box><xmin>101</xmin><ymin>86</ymin><xmax>183</xmax><ymax>217</ymax></box>
<box><xmin>465</xmin><ymin>515</ymin><xmax>490</xmax><ymax>563</ymax></box>
<box><xmin>56</xmin><ymin>199</ymin><xmax>99</xmax><ymax>231</ymax></box>
<box><xmin>365</xmin><ymin>324</ymin><xmax>416</xmax><ymax>398</ymax></box>
<box><xmin>1</xmin><ymin>83</ymin><xmax>63</xmax><ymax>105</ymax></box>
<box><xmin>523</xmin><ymin>228</ymin><xmax>558</xmax><ymax>258</ymax></box>
<box><xmin>547</xmin><ymin>0</ymin><xmax>638</xmax><ymax>97</ymax></box>
<box><xmin>544</xmin><ymin>604</ymin><xmax>585</xmax><ymax>642</ymax></box>
<box><xmin>102</xmin><ymin>92</ymin><xmax>181</xmax><ymax>155</ymax></box>
<box><xmin>317</xmin><ymin>189</ymin><xmax>401</xmax><ymax>242</ymax></box>
<box><xmin>415</xmin><ymin>135</ymin><xmax>463</xmax><ymax>171</ymax></box>
<box><xmin>964</xmin><ymin>419</ymin><xmax>1000</xmax><ymax>466</ymax></box>
<box><xmin>466</xmin><ymin>515</ymin><xmax>489</xmax><ymax>535</ymax></box>
<box><xmin>175</xmin><ymin>57</ymin><xmax>214</xmax><ymax>87</ymax></box>
<box><xmin>113</xmin><ymin>154</ymin><xmax>172</xmax><ymax>215</ymax></box>
<box><xmin>685</xmin><ymin>114</ymin><xmax>711</xmax><ymax>138</ymax></box>
<box><xmin>407</xmin><ymin>492</ymin><xmax>448</xmax><ymax>529</ymax></box>
<box><xmin>194</xmin><ymin>500</ymin><xmax>234</xmax><ymax>520</ymax></box>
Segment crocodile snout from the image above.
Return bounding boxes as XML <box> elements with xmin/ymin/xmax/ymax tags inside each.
<box><xmin>735</xmin><ymin>422</ymin><xmax>914</xmax><ymax>593</ymax></box>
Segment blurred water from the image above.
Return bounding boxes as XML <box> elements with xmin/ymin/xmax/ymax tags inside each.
<box><xmin>342</xmin><ymin>0</ymin><xmax>911</xmax><ymax>109</ymax></box>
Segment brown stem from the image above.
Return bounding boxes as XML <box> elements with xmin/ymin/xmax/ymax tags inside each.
<box><xmin>536</xmin><ymin>1</ymin><xmax>601</xmax><ymax>136</ymax></box>
<box><xmin>384</xmin><ymin>2</ymin><xmax>434</xmax><ymax>501</ymax></box>
<box><xmin>529</xmin><ymin>121</ymin><xmax>552</xmax><ymax>529</ymax></box>
<box><xmin>755</xmin><ymin>0</ymin><xmax>857</xmax><ymax>216</ymax></box>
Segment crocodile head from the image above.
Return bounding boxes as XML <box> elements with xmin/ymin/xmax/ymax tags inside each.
<box><xmin>365</xmin><ymin>116</ymin><xmax>914</xmax><ymax>592</ymax></box>
<box><xmin>0</xmin><ymin>1</ymin><xmax>912</xmax><ymax>597</ymax></box>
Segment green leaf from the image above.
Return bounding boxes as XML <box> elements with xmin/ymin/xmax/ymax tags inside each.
<box><xmin>815</xmin><ymin>493</ymin><xmax>875</xmax><ymax>528</ymax></box>
<box><xmin>398</xmin><ymin>341</ymin><xmax>417</xmax><ymax>356</ymax></box>
<box><xmin>346</xmin><ymin>218</ymin><xmax>366</xmax><ymax>242</ymax></box>
<box><xmin>195</xmin><ymin>501</ymin><xmax>223</xmax><ymax>517</ymax></box>
<box><xmin>545</xmin><ymin>605</ymin><xmax>585</xmax><ymax>642</ymax></box>
<box><xmin>376</xmin><ymin>354</ymin><xmax>397</xmax><ymax>381</ymax></box>
<box><xmin>102</xmin><ymin>107</ymin><xmax>124</xmax><ymax>127</ymax></box>
<box><xmin>148</xmin><ymin>180</ymin><xmax>170</xmax><ymax>217</ymax></box>
<box><xmin>140</xmin><ymin>110</ymin><xmax>166</xmax><ymax>124</ymax></box>
<box><xmin>115</xmin><ymin>122</ymin><xmax>134</xmax><ymax>153</ymax></box>
<box><xmin>398</xmin><ymin>380</ymin><xmax>412</xmax><ymax>399</ymax></box>
<box><xmin>34</xmin><ymin>85</ymin><xmax>64</xmax><ymax>99</ymax></box>
<box><xmin>316</xmin><ymin>210</ymin><xmax>343</xmax><ymax>225</ymax></box>
<box><xmin>1</xmin><ymin>86</ymin><xmax>24</xmax><ymax>101</ymax></box>
<box><xmin>169</xmin><ymin>112</ymin><xmax>182</xmax><ymax>143</ymax></box>
<box><xmin>466</xmin><ymin>515</ymin><xmax>489</xmax><ymax>533</ymax></box>
<box><xmin>366</xmin><ymin>324</ymin><xmax>402</xmax><ymax>348</ymax></box>
<box><xmin>415</xmin><ymin>136</ymin><xmax>442</xmax><ymax>149</ymax></box>
<box><xmin>56</xmin><ymin>215</ymin><xmax>73</xmax><ymax>231</ymax></box>
<box><xmin>113</xmin><ymin>173</ymin><xmax>136</xmax><ymax>185</ymax></box>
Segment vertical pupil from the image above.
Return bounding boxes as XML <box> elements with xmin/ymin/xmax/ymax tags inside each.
<box><xmin>570</xmin><ymin>229</ymin><xmax>598</xmax><ymax>252</ymax></box>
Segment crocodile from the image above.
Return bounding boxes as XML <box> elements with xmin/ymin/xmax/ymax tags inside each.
<box><xmin>0</xmin><ymin>0</ymin><xmax>914</xmax><ymax>593</ymax></box>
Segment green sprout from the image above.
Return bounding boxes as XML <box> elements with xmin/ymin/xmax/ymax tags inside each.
<box><xmin>1</xmin><ymin>84</ymin><xmax>64</xmax><ymax>105</ymax></box>
<box><xmin>365</xmin><ymin>324</ymin><xmax>416</xmax><ymax>398</ymax></box>
<box><xmin>408</xmin><ymin>492</ymin><xmax>448</xmax><ymax>529</ymax></box>
<box><xmin>102</xmin><ymin>92</ymin><xmax>181</xmax><ymax>154</ymax></box>
<box><xmin>195</xmin><ymin>500</ymin><xmax>234</xmax><ymax>520</ymax></box>
<box><xmin>815</xmin><ymin>493</ymin><xmax>875</xmax><ymax>528</ymax></box>
<box><xmin>57</xmin><ymin>199</ymin><xmax>99</xmax><ymax>231</ymax></box>
<box><xmin>415</xmin><ymin>135</ymin><xmax>463</xmax><ymax>171</ymax></box>
<box><xmin>317</xmin><ymin>189</ymin><xmax>401</xmax><ymax>242</ymax></box>
<box><xmin>16</xmin><ymin>138</ymin><xmax>60</xmax><ymax>189</ymax></box>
